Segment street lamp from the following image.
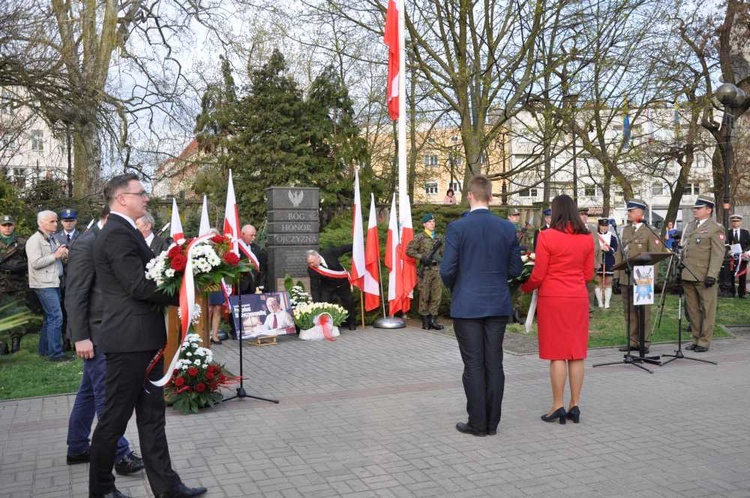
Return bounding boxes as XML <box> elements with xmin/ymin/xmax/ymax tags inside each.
<box><xmin>715</xmin><ymin>82</ymin><xmax>746</xmax><ymax>295</ymax></box>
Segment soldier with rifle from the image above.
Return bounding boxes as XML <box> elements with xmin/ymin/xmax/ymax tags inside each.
<box><xmin>0</xmin><ymin>215</ymin><xmax>29</xmax><ymax>354</ymax></box>
<box><xmin>406</xmin><ymin>213</ymin><xmax>445</xmax><ymax>330</ymax></box>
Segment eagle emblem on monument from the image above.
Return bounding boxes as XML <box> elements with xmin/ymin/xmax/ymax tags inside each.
<box><xmin>288</xmin><ymin>190</ymin><xmax>304</xmax><ymax>208</ymax></box>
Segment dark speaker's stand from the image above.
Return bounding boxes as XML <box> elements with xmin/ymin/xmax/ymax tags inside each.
<box><xmin>223</xmin><ymin>280</ymin><xmax>279</xmax><ymax>404</ymax></box>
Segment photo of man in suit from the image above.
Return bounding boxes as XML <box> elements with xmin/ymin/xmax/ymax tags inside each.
<box><xmin>89</xmin><ymin>173</ymin><xmax>206</xmax><ymax>498</ymax></box>
<box><xmin>440</xmin><ymin>175</ymin><xmax>522</xmax><ymax>437</ymax></box>
<box><xmin>728</xmin><ymin>214</ymin><xmax>749</xmax><ymax>298</ymax></box>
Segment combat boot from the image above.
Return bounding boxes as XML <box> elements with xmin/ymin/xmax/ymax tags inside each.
<box><xmin>421</xmin><ymin>315</ymin><xmax>430</xmax><ymax>330</ymax></box>
<box><xmin>429</xmin><ymin>315</ymin><xmax>445</xmax><ymax>330</ymax></box>
<box><xmin>10</xmin><ymin>335</ymin><xmax>21</xmax><ymax>353</ymax></box>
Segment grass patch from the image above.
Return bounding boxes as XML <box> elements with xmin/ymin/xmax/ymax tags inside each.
<box><xmin>506</xmin><ymin>294</ymin><xmax>745</xmax><ymax>348</ymax></box>
<box><xmin>0</xmin><ymin>333</ymin><xmax>83</xmax><ymax>400</ymax></box>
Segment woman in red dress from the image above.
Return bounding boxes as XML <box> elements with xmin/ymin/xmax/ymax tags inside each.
<box><xmin>521</xmin><ymin>194</ymin><xmax>594</xmax><ymax>424</ymax></box>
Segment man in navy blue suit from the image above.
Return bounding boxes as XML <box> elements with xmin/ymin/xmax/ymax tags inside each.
<box><xmin>440</xmin><ymin>175</ymin><xmax>522</xmax><ymax>437</ymax></box>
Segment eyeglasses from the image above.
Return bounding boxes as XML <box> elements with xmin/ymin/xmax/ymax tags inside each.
<box><xmin>120</xmin><ymin>191</ymin><xmax>149</xmax><ymax>198</ymax></box>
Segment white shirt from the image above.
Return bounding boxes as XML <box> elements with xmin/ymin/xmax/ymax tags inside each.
<box><xmin>144</xmin><ymin>232</ymin><xmax>155</xmax><ymax>247</ymax></box>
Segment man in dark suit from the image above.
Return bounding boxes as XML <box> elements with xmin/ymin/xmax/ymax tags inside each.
<box><xmin>729</xmin><ymin>214</ymin><xmax>750</xmax><ymax>298</ymax></box>
<box><xmin>89</xmin><ymin>174</ymin><xmax>206</xmax><ymax>498</ymax></box>
<box><xmin>53</xmin><ymin>208</ymin><xmax>80</xmax><ymax>351</ymax></box>
<box><xmin>533</xmin><ymin>208</ymin><xmax>551</xmax><ymax>251</ymax></box>
<box><xmin>64</xmin><ymin>206</ymin><xmax>144</xmax><ymax>474</ymax></box>
<box><xmin>306</xmin><ymin>245</ymin><xmax>356</xmax><ymax>330</ymax></box>
<box><xmin>136</xmin><ymin>212</ymin><xmax>170</xmax><ymax>256</ymax></box>
<box><xmin>238</xmin><ymin>224</ymin><xmax>267</xmax><ymax>294</ymax></box>
<box><xmin>440</xmin><ymin>175</ymin><xmax>522</xmax><ymax>437</ymax></box>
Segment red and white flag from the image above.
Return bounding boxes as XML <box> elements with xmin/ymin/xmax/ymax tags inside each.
<box><xmin>364</xmin><ymin>193</ymin><xmax>381</xmax><ymax>311</ymax></box>
<box><xmin>170</xmin><ymin>198</ymin><xmax>185</xmax><ymax>243</ymax></box>
<box><xmin>222</xmin><ymin>170</ymin><xmax>240</xmax><ymax>256</ymax></box>
<box><xmin>385</xmin><ymin>194</ymin><xmax>403</xmax><ymax>315</ymax></box>
<box><xmin>384</xmin><ymin>0</ymin><xmax>402</xmax><ymax>121</ymax></box>
<box><xmin>198</xmin><ymin>195</ymin><xmax>210</xmax><ymax>236</ymax></box>
<box><xmin>399</xmin><ymin>195</ymin><xmax>417</xmax><ymax>312</ymax></box>
<box><xmin>350</xmin><ymin>169</ymin><xmax>366</xmax><ymax>290</ymax></box>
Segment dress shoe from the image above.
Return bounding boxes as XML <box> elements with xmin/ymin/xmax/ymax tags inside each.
<box><xmin>685</xmin><ymin>343</ymin><xmax>698</xmax><ymax>350</ymax></box>
<box><xmin>115</xmin><ymin>452</ymin><xmax>144</xmax><ymax>475</ymax></box>
<box><xmin>618</xmin><ymin>345</ymin><xmax>638</xmax><ymax>352</ymax></box>
<box><xmin>693</xmin><ymin>346</ymin><xmax>709</xmax><ymax>353</ymax></box>
<box><xmin>67</xmin><ymin>451</ymin><xmax>90</xmax><ymax>465</ymax></box>
<box><xmin>89</xmin><ymin>490</ymin><xmax>131</xmax><ymax>498</ymax></box>
<box><xmin>155</xmin><ymin>483</ymin><xmax>208</xmax><ymax>498</ymax></box>
<box><xmin>566</xmin><ymin>406</ymin><xmax>581</xmax><ymax>424</ymax></box>
<box><xmin>348</xmin><ymin>323</ymin><xmax>357</xmax><ymax>331</ymax></box>
<box><xmin>210</xmin><ymin>337</ymin><xmax>222</xmax><ymax>345</ymax></box>
<box><xmin>487</xmin><ymin>428</ymin><xmax>497</xmax><ymax>436</ymax></box>
<box><xmin>455</xmin><ymin>422</ymin><xmax>487</xmax><ymax>437</ymax></box>
<box><xmin>541</xmin><ymin>407</ymin><xmax>567</xmax><ymax>424</ymax></box>
<box><xmin>50</xmin><ymin>353</ymin><xmax>74</xmax><ymax>362</ymax></box>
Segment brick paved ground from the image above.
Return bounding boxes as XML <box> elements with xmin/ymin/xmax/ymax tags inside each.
<box><xmin>2</xmin><ymin>325</ymin><xmax>750</xmax><ymax>498</ymax></box>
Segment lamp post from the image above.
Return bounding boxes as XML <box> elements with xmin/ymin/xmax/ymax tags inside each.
<box><xmin>715</xmin><ymin>82</ymin><xmax>746</xmax><ymax>295</ymax></box>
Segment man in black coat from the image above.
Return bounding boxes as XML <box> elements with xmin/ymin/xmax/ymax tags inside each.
<box><xmin>136</xmin><ymin>212</ymin><xmax>170</xmax><ymax>256</ymax></box>
<box><xmin>89</xmin><ymin>173</ymin><xmax>206</xmax><ymax>498</ymax></box>
<box><xmin>238</xmin><ymin>224</ymin><xmax>267</xmax><ymax>294</ymax></box>
<box><xmin>729</xmin><ymin>214</ymin><xmax>750</xmax><ymax>298</ymax></box>
<box><xmin>64</xmin><ymin>206</ymin><xmax>143</xmax><ymax>474</ymax></box>
<box><xmin>306</xmin><ymin>245</ymin><xmax>356</xmax><ymax>330</ymax></box>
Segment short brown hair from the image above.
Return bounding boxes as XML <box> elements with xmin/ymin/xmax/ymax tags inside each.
<box><xmin>550</xmin><ymin>194</ymin><xmax>588</xmax><ymax>234</ymax></box>
<box><xmin>468</xmin><ymin>175</ymin><xmax>492</xmax><ymax>203</ymax></box>
<box><xmin>104</xmin><ymin>173</ymin><xmax>140</xmax><ymax>205</ymax></box>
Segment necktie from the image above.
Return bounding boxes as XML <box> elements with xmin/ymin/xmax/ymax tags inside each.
<box><xmin>67</xmin><ymin>234</ymin><xmax>71</xmax><ymax>243</ymax></box>
<box><xmin>272</xmin><ymin>315</ymin><xmax>278</xmax><ymax>329</ymax></box>
<box><xmin>736</xmin><ymin>230</ymin><xmax>739</xmax><ymax>241</ymax></box>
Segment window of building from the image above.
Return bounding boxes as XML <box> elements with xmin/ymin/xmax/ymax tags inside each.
<box><xmin>685</xmin><ymin>182</ymin><xmax>700</xmax><ymax>195</ymax></box>
<box><xmin>584</xmin><ymin>185</ymin><xmax>596</xmax><ymax>197</ymax></box>
<box><xmin>425</xmin><ymin>181</ymin><xmax>438</xmax><ymax>195</ymax></box>
<box><xmin>423</xmin><ymin>154</ymin><xmax>438</xmax><ymax>167</ymax></box>
<box><xmin>31</xmin><ymin>130</ymin><xmax>44</xmax><ymax>152</ymax></box>
<box><xmin>1</xmin><ymin>134</ymin><xmax>18</xmax><ymax>150</ymax></box>
<box><xmin>12</xmin><ymin>168</ymin><xmax>25</xmax><ymax>188</ymax></box>
<box><xmin>518</xmin><ymin>187</ymin><xmax>538</xmax><ymax>198</ymax></box>
<box><xmin>449</xmin><ymin>181</ymin><xmax>461</xmax><ymax>192</ymax></box>
<box><xmin>651</xmin><ymin>182</ymin><xmax>667</xmax><ymax>196</ymax></box>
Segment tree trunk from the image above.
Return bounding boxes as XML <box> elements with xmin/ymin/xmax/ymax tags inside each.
<box><xmin>72</xmin><ymin>122</ymin><xmax>101</xmax><ymax>198</ymax></box>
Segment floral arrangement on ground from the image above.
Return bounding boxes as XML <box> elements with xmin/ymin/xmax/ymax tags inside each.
<box><xmin>145</xmin><ymin>234</ymin><xmax>249</xmax><ymax>295</ymax></box>
<box><xmin>293</xmin><ymin>302</ymin><xmax>348</xmax><ymax>330</ymax></box>
<box><xmin>165</xmin><ymin>333</ymin><xmax>238</xmax><ymax>414</ymax></box>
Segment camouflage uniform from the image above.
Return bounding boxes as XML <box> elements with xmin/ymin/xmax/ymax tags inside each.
<box><xmin>0</xmin><ymin>232</ymin><xmax>29</xmax><ymax>352</ymax></box>
<box><xmin>406</xmin><ymin>230</ymin><xmax>444</xmax><ymax>329</ymax></box>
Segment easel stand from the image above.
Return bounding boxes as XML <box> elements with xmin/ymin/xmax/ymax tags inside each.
<box><xmin>223</xmin><ymin>282</ymin><xmax>279</xmax><ymax>404</ymax></box>
<box><xmin>594</xmin><ymin>252</ymin><xmax>670</xmax><ymax>374</ymax></box>
<box><xmin>660</xmin><ymin>258</ymin><xmax>718</xmax><ymax>367</ymax></box>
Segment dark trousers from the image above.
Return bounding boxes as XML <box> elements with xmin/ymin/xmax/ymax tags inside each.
<box><xmin>67</xmin><ymin>347</ymin><xmax>130</xmax><ymax>461</ymax></box>
<box><xmin>730</xmin><ymin>261</ymin><xmax>747</xmax><ymax>297</ymax></box>
<box><xmin>453</xmin><ymin>316</ymin><xmax>508</xmax><ymax>432</ymax></box>
<box><xmin>320</xmin><ymin>285</ymin><xmax>355</xmax><ymax>326</ymax></box>
<box><xmin>89</xmin><ymin>351</ymin><xmax>180</xmax><ymax>496</ymax></box>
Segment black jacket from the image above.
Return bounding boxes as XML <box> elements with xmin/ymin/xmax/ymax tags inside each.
<box><xmin>149</xmin><ymin>234</ymin><xmax>170</xmax><ymax>256</ymax></box>
<box><xmin>729</xmin><ymin>228</ymin><xmax>750</xmax><ymax>252</ymax></box>
<box><xmin>64</xmin><ymin>226</ymin><xmax>104</xmax><ymax>344</ymax></box>
<box><xmin>239</xmin><ymin>243</ymin><xmax>267</xmax><ymax>294</ymax></box>
<box><xmin>307</xmin><ymin>244</ymin><xmax>352</xmax><ymax>302</ymax></box>
<box><xmin>94</xmin><ymin>213</ymin><xmax>177</xmax><ymax>353</ymax></box>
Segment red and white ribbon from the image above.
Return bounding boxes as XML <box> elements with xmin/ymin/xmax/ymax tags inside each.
<box><xmin>309</xmin><ymin>264</ymin><xmax>350</xmax><ymax>280</ymax></box>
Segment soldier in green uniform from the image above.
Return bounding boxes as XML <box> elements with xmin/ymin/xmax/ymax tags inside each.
<box><xmin>680</xmin><ymin>195</ymin><xmax>725</xmax><ymax>352</ymax></box>
<box><xmin>614</xmin><ymin>199</ymin><xmax>666</xmax><ymax>353</ymax></box>
<box><xmin>0</xmin><ymin>215</ymin><xmax>28</xmax><ymax>354</ymax></box>
<box><xmin>406</xmin><ymin>213</ymin><xmax>445</xmax><ymax>330</ymax></box>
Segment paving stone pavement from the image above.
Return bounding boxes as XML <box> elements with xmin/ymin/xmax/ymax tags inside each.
<box><xmin>2</xmin><ymin>326</ymin><xmax>750</xmax><ymax>498</ymax></box>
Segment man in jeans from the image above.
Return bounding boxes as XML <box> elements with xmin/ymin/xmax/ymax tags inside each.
<box><xmin>65</xmin><ymin>206</ymin><xmax>144</xmax><ymax>475</ymax></box>
<box><xmin>25</xmin><ymin>210</ymin><xmax>71</xmax><ymax>361</ymax></box>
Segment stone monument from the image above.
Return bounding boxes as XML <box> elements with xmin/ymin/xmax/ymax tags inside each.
<box><xmin>265</xmin><ymin>187</ymin><xmax>320</xmax><ymax>291</ymax></box>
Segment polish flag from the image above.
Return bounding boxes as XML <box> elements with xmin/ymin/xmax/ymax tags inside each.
<box><xmin>399</xmin><ymin>195</ymin><xmax>416</xmax><ymax>311</ymax></box>
<box><xmin>198</xmin><ymin>195</ymin><xmax>210</xmax><ymax>236</ymax></box>
<box><xmin>350</xmin><ymin>169</ymin><xmax>366</xmax><ymax>290</ymax></box>
<box><xmin>222</xmin><ymin>170</ymin><xmax>240</xmax><ymax>256</ymax></box>
<box><xmin>364</xmin><ymin>193</ymin><xmax>381</xmax><ymax>311</ymax></box>
<box><xmin>170</xmin><ymin>198</ymin><xmax>185</xmax><ymax>243</ymax></box>
<box><xmin>384</xmin><ymin>0</ymin><xmax>401</xmax><ymax>121</ymax></box>
<box><xmin>385</xmin><ymin>194</ymin><xmax>403</xmax><ymax>315</ymax></box>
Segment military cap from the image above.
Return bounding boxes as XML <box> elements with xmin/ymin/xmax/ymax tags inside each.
<box><xmin>578</xmin><ymin>206</ymin><xmax>589</xmax><ymax>214</ymax></box>
<box><xmin>598</xmin><ymin>218</ymin><xmax>609</xmax><ymax>226</ymax></box>
<box><xmin>730</xmin><ymin>214</ymin><xmax>744</xmax><ymax>221</ymax></box>
<box><xmin>693</xmin><ymin>195</ymin><xmax>715</xmax><ymax>209</ymax></box>
<box><xmin>626</xmin><ymin>199</ymin><xmax>647</xmax><ymax>211</ymax></box>
<box><xmin>543</xmin><ymin>209</ymin><xmax>552</xmax><ymax>217</ymax></box>
<box><xmin>421</xmin><ymin>213</ymin><xmax>435</xmax><ymax>223</ymax></box>
<box><xmin>509</xmin><ymin>208</ymin><xmax>521</xmax><ymax>216</ymax></box>
<box><xmin>1</xmin><ymin>214</ymin><xmax>15</xmax><ymax>225</ymax></box>
<box><xmin>60</xmin><ymin>208</ymin><xmax>78</xmax><ymax>220</ymax></box>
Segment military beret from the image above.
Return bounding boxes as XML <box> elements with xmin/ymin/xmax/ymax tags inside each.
<box><xmin>1</xmin><ymin>214</ymin><xmax>15</xmax><ymax>225</ymax></box>
<box><xmin>626</xmin><ymin>199</ymin><xmax>647</xmax><ymax>211</ymax></box>
<box><xmin>421</xmin><ymin>213</ymin><xmax>435</xmax><ymax>223</ymax></box>
<box><xmin>60</xmin><ymin>208</ymin><xmax>78</xmax><ymax>220</ymax></box>
<box><xmin>543</xmin><ymin>209</ymin><xmax>552</xmax><ymax>217</ymax></box>
<box><xmin>730</xmin><ymin>214</ymin><xmax>743</xmax><ymax>221</ymax></box>
<box><xmin>693</xmin><ymin>195</ymin><xmax>715</xmax><ymax>209</ymax></box>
